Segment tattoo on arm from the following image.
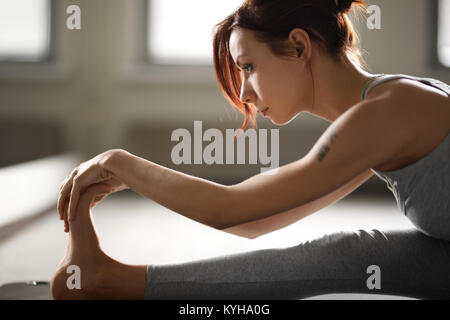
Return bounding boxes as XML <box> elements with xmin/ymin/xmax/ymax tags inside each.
<box><xmin>317</xmin><ymin>130</ymin><xmax>338</xmax><ymax>162</ymax></box>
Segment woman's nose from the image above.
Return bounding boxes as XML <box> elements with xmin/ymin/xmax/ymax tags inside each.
<box><xmin>240</xmin><ymin>81</ymin><xmax>255</xmax><ymax>105</ymax></box>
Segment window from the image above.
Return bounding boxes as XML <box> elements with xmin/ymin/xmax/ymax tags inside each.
<box><xmin>147</xmin><ymin>0</ymin><xmax>243</xmax><ymax>65</ymax></box>
<box><xmin>437</xmin><ymin>0</ymin><xmax>450</xmax><ymax>67</ymax></box>
<box><xmin>0</xmin><ymin>0</ymin><xmax>51</xmax><ymax>62</ymax></box>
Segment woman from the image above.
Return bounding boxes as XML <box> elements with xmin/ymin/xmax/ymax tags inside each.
<box><xmin>51</xmin><ymin>0</ymin><xmax>450</xmax><ymax>299</ymax></box>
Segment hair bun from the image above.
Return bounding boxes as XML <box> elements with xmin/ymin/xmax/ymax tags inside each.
<box><xmin>335</xmin><ymin>0</ymin><xmax>355</xmax><ymax>14</ymax></box>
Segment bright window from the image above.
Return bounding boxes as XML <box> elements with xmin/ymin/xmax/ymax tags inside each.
<box><xmin>437</xmin><ymin>0</ymin><xmax>450</xmax><ymax>67</ymax></box>
<box><xmin>147</xmin><ymin>0</ymin><xmax>243</xmax><ymax>65</ymax></box>
<box><xmin>0</xmin><ymin>0</ymin><xmax>51</xmax><ymax>61</ymax></box>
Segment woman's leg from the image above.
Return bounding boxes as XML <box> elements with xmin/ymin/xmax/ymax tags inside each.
<box><xmin>145</xmin><ymin>228</ymin><xmax>450</xmax><ymax>300</ymax></box>
<box><xmin>50</xmin><ymin>184</ymin><xmax>147</xmax><ymax>300</ymax></box>
<box><xmin>51</xmin><ymin>186</ymin><xmax>450</xmax><ymax>299</ymax></box>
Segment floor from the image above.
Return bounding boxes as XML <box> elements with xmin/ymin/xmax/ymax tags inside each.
<box><xmin>0</xmin><ymin>192</ymin><xmax>418</xmax><ymax>299</ymax></box>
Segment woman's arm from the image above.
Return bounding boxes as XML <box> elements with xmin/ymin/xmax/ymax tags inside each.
<box><xmin>103</xmin><ymin>98</ymin><xmax>408</xmax><ymax>234</ymax></box>
<box><xmin>221</xmin><ymin>169</ymin><xmax>374</xmax><ymax>239</ymax></box>
<box><xmin>104</xmin><ymin>149</ymin><xmax>231</xmax><ymax>230</ymax></box>
<box><xmin>220</xmin><ymin>98</ymin><xmax>413</xmax><ymax>229</ymax></box>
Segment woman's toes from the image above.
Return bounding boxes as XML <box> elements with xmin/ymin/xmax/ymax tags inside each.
<box><xmin>81</xmin><ymin>183</ymin><xmax>112</xmax><ymax>206</ymax></box>
<box><xmin>68</xmin><ymin>183</ymin><xmax>112</xmax><ymax>224</ymax></box>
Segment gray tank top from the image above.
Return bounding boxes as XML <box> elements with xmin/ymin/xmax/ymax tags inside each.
<box><xmin>362</xmin><ymin>74</ymin><xmax>450</xmax><ymax>241</ymax></box>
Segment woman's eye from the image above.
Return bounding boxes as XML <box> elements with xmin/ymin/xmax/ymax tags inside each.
<box><xmin>242</xmin><ymin>64</ymin><xmax>253</xmax><ymax>72</ymax></box>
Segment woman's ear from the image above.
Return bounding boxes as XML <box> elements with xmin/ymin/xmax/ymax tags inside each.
<box><xmin>296</xmin><ymin>44</ymin><xmax>305</xmax><ymax>58</ymax></box>
<box><xmin>288</xmin><ymin>28</ymin><xmax>310</xmax><ymax>60</ymax></box>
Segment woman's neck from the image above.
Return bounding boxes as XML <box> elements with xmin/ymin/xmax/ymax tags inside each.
<box><xmin>309</xmin><ymin>53</ymin><xmax>377</xmax><ymax>122</ymax></box>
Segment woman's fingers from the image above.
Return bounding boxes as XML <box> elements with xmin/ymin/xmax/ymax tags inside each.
<box><xmin>62</xmin><ymin>182</ymin><xmax>111</xmax><ymax>232</ymax></box>
<box><xmin>68</xmin><ymin>176</ymin><xmax>83</xmax><ymax>222</ymax></box>
<box><xmin>61</xmin><ymin>162</ymin><xmax>115</xmax><ymax>222</ymax></box>
<box><xmin>57</xmin><ymin>180</ymin><xmax>66</xmax><ymax>220</ymax></box>
<box><xmin>58</xmin><ymin>177</ymin><xmax>73</xmax><ymax>221</ymax></box>
<box><xmin>63</xmin><ymin>198</ymin><xmax>69</xmax><ymax>233</ymax></box>
<box><xmin>58</xmin><ymin>168</ymin><xmax>78</xmax><ymax>220</ymax></box>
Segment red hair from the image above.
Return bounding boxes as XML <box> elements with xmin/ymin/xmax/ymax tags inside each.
<box><xmin>212</xmin><ymin>0</ymin><xmax>368</xmax><ymax>135</ymax></box>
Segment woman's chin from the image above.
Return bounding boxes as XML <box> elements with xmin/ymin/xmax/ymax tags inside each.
<box><xmin>270</xmin><ymin>114</ymin><xmax>297</xmax><ymax>126</ymax></box>
<box><xmin>269</xmin><ymin>118</ymin><xmax>281</xmax><ymax>125</ymax></box>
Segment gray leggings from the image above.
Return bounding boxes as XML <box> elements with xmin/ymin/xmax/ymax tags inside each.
<box><xmin>144</xmin><ymin>228</ymin><xmax>450</xmax><ymax>299</ymax></box>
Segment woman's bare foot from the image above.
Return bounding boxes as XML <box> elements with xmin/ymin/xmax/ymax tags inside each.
<box><xmin>50</xmin><ymin>184</ymin><xmax>147</xmax><ymax>299</ymax></box>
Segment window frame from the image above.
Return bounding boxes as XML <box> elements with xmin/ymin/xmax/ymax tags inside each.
<box><xmin>129</xmin><ymin>0</ymin><xmax>217</xmax><ymax>85</ymax></box>
<box><xmin>0</xmin><ymin>0</ymin><xmax>65</xmax><ymax>81</ymax></box>
<box><xmin>431</xmin><ymin>0</ymin><xmax>450</xmax><ymax>69</ymax></box>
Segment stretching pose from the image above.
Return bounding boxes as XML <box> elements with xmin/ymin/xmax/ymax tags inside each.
<box><xmin>51</xmin><ymin>0</ymin><xmax>450</xmax><ymax>299</ymax></box>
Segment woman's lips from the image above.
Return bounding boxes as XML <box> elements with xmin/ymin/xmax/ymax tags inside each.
<box><xmin>259</xmin><ymin>107</ymin><xmax>269</xmax><ymax>116</ymax></box>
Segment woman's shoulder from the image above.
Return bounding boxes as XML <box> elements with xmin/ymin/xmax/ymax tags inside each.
<box><xmin>363</xmin><ymin>76</ymin><xmax>449</xmax><ymax>132</ymax></box>
<box><xmin>361</xmin><ymin>79</ymin><xmax>450</xmax><ymax>171</ymax></box>
<box><xmin>365</xmin><ymin>75</ymin><xmax>448</xmax><ymax>102</ymax></box>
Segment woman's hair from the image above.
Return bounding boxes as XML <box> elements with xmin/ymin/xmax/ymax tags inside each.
<box><xmin>212</xmin><ymin>0</ymin><xmax>369</xmax><ymax>133</ymax></box>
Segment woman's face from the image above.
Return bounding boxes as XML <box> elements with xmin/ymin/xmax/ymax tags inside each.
<box><xmin>229</xmin><ymin>28</ymin><xmax>312</xmax><ymax>125</ymax></box>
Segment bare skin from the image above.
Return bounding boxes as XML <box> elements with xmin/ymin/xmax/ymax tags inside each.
<box><xmin>229</xmin><ymin>27</ymin><xmax>450</xmax><ymax>171</ymax></box>
<box><xmin>50</xmin><ymin>183</ymin><xmax>147</xmax><ymax>299</ymax></box>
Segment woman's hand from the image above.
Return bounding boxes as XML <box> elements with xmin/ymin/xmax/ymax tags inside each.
<box><xmin>58</xmin><ymin>149</ymin><xmax>129</xmax><ymax>232</ymax></box>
